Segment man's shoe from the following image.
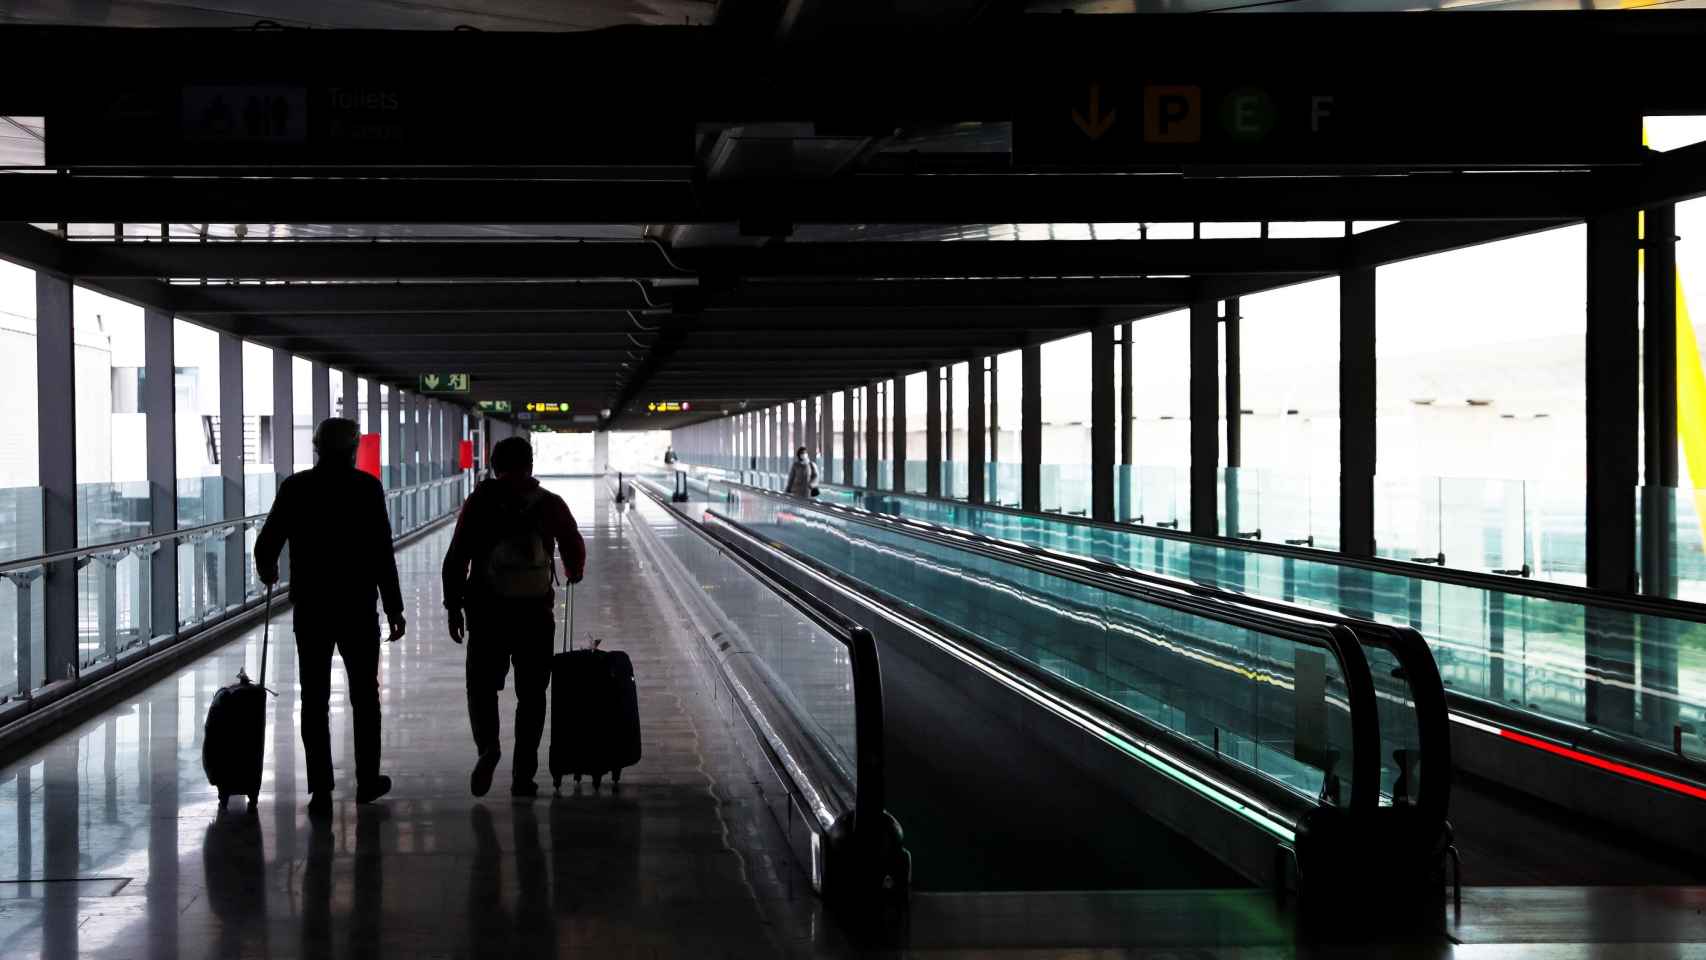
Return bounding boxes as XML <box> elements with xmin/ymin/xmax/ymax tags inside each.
<box><xmin>307</xmin><ymin>792</ymin><xmax>333</xmax><ymax>818</ymax></box>
<box><xmin>510</xmin><ymin>780</ymin><xmax>539</xmax><ymax>799</ymax></box>
<box><xmin>356</xmin><ymin>775</ymin><xmax>392</xmax><ymax>804</ymax></box>
<box><xmin>471</xmin><ymin>751</ymin><xmax>501</xmax><ymax>798</ymax></box>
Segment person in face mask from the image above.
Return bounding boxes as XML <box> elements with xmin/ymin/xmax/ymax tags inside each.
<box><xmin>784</xmin><ymin>446</ymin><xmax>819</xmax><ymax>498</ymax></box>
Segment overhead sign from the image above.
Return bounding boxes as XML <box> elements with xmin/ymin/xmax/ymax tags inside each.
<box><xmin>523</xmin><ymin>401</ymin><xmax>572</xmax><ymax>415</ymax></box>
<box><xmin>418</xmin><ymin>372</ymin><xmax>470</xmax><ymax>394</ymax></box>
<box><xmin>476</xmin><ymin>400</ymin><xmax>511</xmax><ymax>413</ymax></box>
<box><xmin>645</xmin><ymin>401</ymin><xmax>693</xmax><ymax>414</ymax></box>
<box><xmin>1016</xmin><ymin>73</ymin><xmax>1638</xmax><ymax>167</ymax></box>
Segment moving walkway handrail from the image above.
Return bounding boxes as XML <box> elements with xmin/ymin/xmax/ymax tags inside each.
<box><xmin>722</xmin><ymin>485</ymin><xmax>1385</xmax><ymax>815</ymax></box>
<box><xmin>764</xmin><ymin>488</ymin><xmax>1452</xmax><ymax>829</ymax></box>
<box><xmin>626</xmin><ymin>475</ymin><xmax>903</xmax><ymax>899</ymax></box>
<box><xmin>801</xmin><ymin>478</ymin><xmax>1706</xmax><ymax>625</ymax></box>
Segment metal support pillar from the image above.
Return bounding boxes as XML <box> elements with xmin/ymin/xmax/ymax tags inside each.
<box><xmin>1189</xmin><ymin>301</ymin><xmax>1219</xmax><ymax>536</ymax></box>
<box><xmin>893</xmin><ymin>374</ymin><xmax>909</xmax><ymax>492</ymax></box>
<box><xmin>926</xmin><ymin>367</ymin><xmax>942</xmax><ymax>497</ymax></box>
<box><xmin>143</xmin><ymin>308</ymin><xmax>176</xmax><ymax>639</ymax></box>
<box><xmin>1092</xmin><ymin>324</ymin><xmax>1115</xmax><ymax>522</ymax></box>
<box><xmin>272</xmin><ymin>349</ymin><xmax>294</xmax><ymax>477</ymax></box>
<box><xmin>366</xmin><ymin>379</ymin><xmax>381</xmax><ymax>437</ymax></box>
<box><xmin>1341</xmin><ymin>270</ymin><xmax>1377</xmax><ymax>559</ymax></box>
<box><xmin>842</xmin><ymin>391</ymin><xmax>855</xmax><ymax>485</ymax></box>
<box><xmin>1585</xmin><ymin>211</ymin><xmax>1641</xmax><ymax>734</ymax></box>
<box><xmin>1021</xmin><ymin>345</ymin><xmax>1041</xmax><ymax>513</ymax></box>
<box><xmin>311</xmin><ymin>361</ymin><xmax>330</xmax><ymax>431</ymax></box>
<box><xmin>1225</xmin><ymin>298</ymin><xmax>1245</xmax><ymax>540</ymax></box>
<box><xmin>1120</xmin><ymin>321</ymin><xmax>1135</xmax><ymax>521</ymax></box>
<box><xmin>968</xmin><ymin>356</ymin><xmax>986</xmax><ymax>504</ymax></box>
<box><xmin>36</xmin><ymin>273</ymin><xmax>77</xmax><ymax>682</ymax></box>
<box><xmin>341</xmin><ymin>370</ymin><xmax>358</xmax><ymax>421</ymax></box>
<box><xmin>865</xmin><ymin>383</ymin><xmax>880</xmax><ymax>490</ymax></box>
<box><xmin>218</xmin><ymin>333</ymin><xmax>245</xmax><ymax>610</ymax></box>
<box><xmin>805</xmin><ymin>395</ymin><xmax>818</xmax><ymax>465</ymax></box>
<box><xmin>1642</xmin><ymin>202</ymin><xmax>1680</xmax><ymax>598</ymax></box>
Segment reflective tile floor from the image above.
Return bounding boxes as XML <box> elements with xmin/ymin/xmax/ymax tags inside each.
<box><xmin>0</xmin><ymin>479</ymin><xmax>838</xmax><ymax>959</ymax></box>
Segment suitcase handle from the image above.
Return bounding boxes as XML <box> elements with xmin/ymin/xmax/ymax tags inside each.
<box><xmin>258</xmin><ymin>584</ymin><xmax>278</xmax><ymax>697</ymax></box>
<box><xmin>562</xmin><ymin>582</ymin><xmax>573</xmax><ymax>653</ymax></box>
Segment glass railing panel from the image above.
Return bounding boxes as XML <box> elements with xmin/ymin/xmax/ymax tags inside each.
<box><xmin>0</xmin><ymin>485</ymin><xmax>44</xmax><ymax>564</ymax></box>
<box><xmin>1040</xmin><ymin>463</ymin><xmax>1092</xmax><ymax>517</ymax></box>
<box><xmin>0</xmin><ymin>559</ymin><xmax>46</xmax><ymax>703</ymax></box>
<box><xmin>75</xmin><ymin>481</ymin><xmax>153</xmax><ymax>549</ymax></box>
<box><xmin>986</xmin><ymin>462</ymin><xmax>1022</xmax><ymax>508</ymax></box>
<box><xmin>175</xmin><ymin>476</ymin><xmax>223</xmax><ymax>529</ymax></box>
<box><xmin>75</xmin><ymin>545</ymin><xmax>151</xmax><ymax>675</ymax></box>
<box><xmin>723</xmin><ymin>491</ymin><xmax>1357</xmax><ymax>808</ymax></box>
<box><xmin>631</xmin><ymin>493</ymin><xmax>856</xmax><ymax>772</ymax></box>
<box><xmin>903</xmin><ymin>460</ymin><xmax>927</xmax><ymax>495</ymax></box>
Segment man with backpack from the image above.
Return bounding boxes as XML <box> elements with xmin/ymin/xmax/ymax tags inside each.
<box><xmin>442</xmin><ymin>437</ymin><xmax>586</xmax><ymax>798</ymax></box>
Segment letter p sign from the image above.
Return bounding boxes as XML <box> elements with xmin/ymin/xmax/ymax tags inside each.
<box><xmin>1144</xmin><ymin>86</ymin><xmax>1201</xmax><ymax>143</ymax></box>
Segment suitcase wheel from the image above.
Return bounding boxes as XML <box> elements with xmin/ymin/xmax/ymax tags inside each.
<box><xmin>611</xmin><ymin>768</ymin><xmax>622</xmax><ymax>784</ymax></box>
<box><xmin>574</xmin><ymin>774</ymin><xmax>582</xmax><ymax>785</ymax></box>
<box><xmin>248</xmin><ymin>794</ymin><xmax>258</xmax><ymax>808</ymax></box>
<box><xmin>553</xmin><ymin>776</ymin><xmax>562</xmax><ymax>792</ymax></box>
<box><xmin>218</xmin><ymin>791</ymin><xmax>229</xmax><ymax>810</ymax></box>
<box><xmin>592</xmin><ymin>773</ymin><xmax>602</xmax><ymax>789</ymax></box>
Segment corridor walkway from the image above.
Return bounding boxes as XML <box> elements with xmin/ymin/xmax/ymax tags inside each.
<box><xmin>0</xmin><ymin>479</ymin><xmax>827</xmax><ymax>959</ymax></box>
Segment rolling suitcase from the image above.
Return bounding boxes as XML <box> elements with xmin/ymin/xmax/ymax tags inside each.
<box><xmin>204</xmin><ymin>585</ymin><xmax>274</xmax><ymax>811</ymax></box>
<box><xmin>549</xmin><ymin>585</ymin><xmax>641</xmax><ymax>790</ymax></box>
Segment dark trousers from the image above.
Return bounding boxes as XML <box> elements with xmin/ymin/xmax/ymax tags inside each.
<box><xmin>466</xmin><ymin>603</ymin><xmax>555</xmax><ymax>784</ymax></box>
<box><xmin>296</xmin><ymin>621</ymin><xmax>382</xmax><ymax>795</ymax></box>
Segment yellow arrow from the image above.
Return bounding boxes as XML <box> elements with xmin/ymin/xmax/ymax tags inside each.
<box><xmin>1072</xmin><ymin>83</ymin><xmax>1116</xmax><ymax>141</ymax></box>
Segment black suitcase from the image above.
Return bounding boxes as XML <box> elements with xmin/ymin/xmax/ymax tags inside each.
<box><xmin>549</xmin><ymin>586</ymin><xmax>641</xmax><ymax>790</ymax></box>
<box><xmin>204</xmin><ymin>586</ymin><xmax>275</xmax><ymax>810</ymax></box>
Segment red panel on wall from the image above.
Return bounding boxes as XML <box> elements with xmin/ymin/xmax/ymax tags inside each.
<box><xmin>459</xmin><ymin>439</ymin><xmax>474</xmax><ymax>470</ymax></box>
<box><xmin>357</xmin><ymin>433</ymin><xmax>382</xmax><ymax>480</ymax></box>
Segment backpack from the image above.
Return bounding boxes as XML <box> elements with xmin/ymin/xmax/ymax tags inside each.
<box><xmin>481</xmin><ymin>488</ymin><xmax>556</xmax><ymax>599</ymax></box>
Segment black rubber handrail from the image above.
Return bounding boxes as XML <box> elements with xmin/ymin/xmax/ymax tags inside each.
<box><xmin>723</xmin><ymin>487</ymin><xmax>1384</xmax><ymax>815</ymax></box>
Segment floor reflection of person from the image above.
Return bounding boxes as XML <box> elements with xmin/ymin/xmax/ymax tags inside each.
<box><xmin>202</xmin><ymin>808</ymin><xmax>268</xmax><ymax>958</ymax></box>
<box><xmin>465</xmin><ymin>804</ymin><xmax>557</xmax><ymax>958</ymax></box>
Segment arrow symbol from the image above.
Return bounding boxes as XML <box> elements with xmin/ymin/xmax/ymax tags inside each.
<box><xmin>424</xmin><ymin>374</ymin><xmax>440</xmax><ymax>389</ymax></box>
<box><xmin>1072</xmin><ymin>83</ymin><xmax>1116</xmax><ymax>141</ymax></box>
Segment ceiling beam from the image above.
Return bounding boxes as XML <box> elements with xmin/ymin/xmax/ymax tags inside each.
<box><xmin>64</xmin><ymin>238</ymin><xmax>1345</xmax><ymax>281</ymax></box>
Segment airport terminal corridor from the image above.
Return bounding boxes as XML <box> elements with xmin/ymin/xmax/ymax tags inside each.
<box><xmin>0</xmin><ymin>479</ymin><xmax>827</xmax><ymax>960</ymax></box>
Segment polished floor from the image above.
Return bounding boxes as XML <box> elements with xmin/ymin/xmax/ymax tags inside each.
<box><xmin>0</xmin><ymin>479</ymin><xmax>832</xmax><ymax>959</ymax></box>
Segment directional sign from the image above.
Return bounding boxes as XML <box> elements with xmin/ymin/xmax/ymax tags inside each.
<box><xmin>645</xmin><ymin>401</ymin><xmax>692</xmax><ymax>414</ymax></box>
<box><xmin>418</xmin><ymin>372</ymin><xmax>470</xmax><ymax>394</ymax></box>
<box><xmin>476</xmin><ymin>400</ymin><xmax>511</xmax><ymax>413</ymax></box>
<box><xmin>523</xmin><ymin>401</ymin><xmax>572</xmax><ymax>415</ymax></box>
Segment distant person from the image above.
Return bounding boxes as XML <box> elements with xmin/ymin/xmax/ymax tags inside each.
<box><xmin>662</xmin><ymin>445</ymin><xmax>678</xmax><ymax>465</ymax></box>
<box><xmin>255</xmin><ymin>417</ymin><xmax>405</xmax><ymax>817</ymax></box>
<box><xmin>785</xmin><ymin>446</ymin><xmax>819</xmax><ymax>498</ymax></box>
<box><xmin>442</xmin><ymin>437</ymin><xmax>587</xmax><ymax>799</ymax></box>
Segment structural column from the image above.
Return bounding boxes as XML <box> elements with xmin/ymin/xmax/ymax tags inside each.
<box><xmin>1091</xmin><ymin>324</ymin><xmax>1115</xmax><ymax>522</ymax></box>
<box><xmin>926</xmin><ymin>367</ymin><xmax>942</xmax><ymax>497</ymax></box>
<box><xmin>366</xmin><ymin>379</ymin><xmax>381</xmax><ymax>437</ymax></box>
<box><xmin>865</xmin><ymin>383</ymin><xmax>880</xmax><ymax>489</ymax></box>
<box><xmin>1120</xmin><ymin>321</ymin><xmax>1135</xmax><ymax>521</ymax></box>
<box><xmin>341</xmin><ymin>370</ymin><xmax>359</xmax><ymax>421</ymax></box>
<box><xmin>310</xmin><ymin>361</ymin><xmax>330</xmax><ymax>431</ymax></box>
<box><xmin>218</xmin><ymin>333</ymin><xmax>245</xmax><ymax>608</ymax></box>
<box><xmin>1225</xmin><ymin>298</ymin><xmax>1245</xmax><ymax>538</ymax></box>
<box><xmin>968</xmin><ymin>355</ymin><xmax>986</xmax><ymax>504</ymax></box>
<box><xmin>1021</xmin><ymin>345</ymin><xmax>1041</xmax><ymax>513</ymax></box>
<box><xmin>1642</xmin><ymin>202</ymin><xmax>1680</xmax><ymax>596</ymax></box>
<box><xmin>1340</xmin><ymin>272</ymin><xmax>1377</xmax><ymax>558</ymax></box>
<box><xmin>36</xmin><ymin>273</ymin><xmax>76</xmax><ymax>682</ymax></box>
<box><xmin>272</xmin><ymin>349</ymin><xmax>294</xmax><ymax>479</ymax></box>
<box><xmin>1585</xmin><ymin>211</ymin><xmax>1641</xmax><ymax>734</ymax></box>
<box><xmin>842</xmin><ymin>390</ymin><xmax>855</xmax><ymax>485</ymax></box>
<box><xmin>143</xmin><ymin>308</ymin><xmax>177</xmax><ymax>639</ymax></box>
<box><xmin>1189</xmin><ymin>301</ymin><xmax>1220</xmax><ymax>537</ymax></box>
<box><xmin>893</xmin><ymin>376</ymin><xmax>909</xmax><ymax>491</ymax></box>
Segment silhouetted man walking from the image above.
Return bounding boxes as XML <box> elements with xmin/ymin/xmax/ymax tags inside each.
<box><xmin>442</xmin><ymin>437</ymin><xmax>585</xmax><ymax>798</ymax></box>
<box><xmin>256</xmin><ymin>417</ymin><xmax>405</xmax><ymax>817</ymax></box>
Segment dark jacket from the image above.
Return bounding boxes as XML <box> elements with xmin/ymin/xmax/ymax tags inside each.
<box><xmin>254</xmin><ymin>463</ymin><xmax>404</xmax><ymax>623</ymax></box>
<box><xmin>441</xmin><ymin>476</ymin><xmax>586</xmax><ymax>612</ymax></box>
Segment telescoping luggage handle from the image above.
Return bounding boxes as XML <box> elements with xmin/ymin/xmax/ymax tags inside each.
<box><xmin>560</xmin><ymin>583</ymin><xmax>601</xmax><ymax>653</ymax></box>
<box><xmin>257</xmin><ymin>584</ymin><xmax>278</xmax><ymax>697</ymax></box>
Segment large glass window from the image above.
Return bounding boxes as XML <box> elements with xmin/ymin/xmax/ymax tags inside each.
<box><xmin>292</xmin><ymin>355</ymin><xmax>312</xmax><ymax>472</ymax></box>
<box><xmin>850</xmin><ymin>386</ymin><xmax>866</xmax><ymax>486</ymax></box>
<box><xmin>1126</xmin><ymin>310</ymin><xmax>1191</xmax><ymax>529</ymax></box>
<box><xmin>241</xmin><ymin>342</ymin><xmax>275</xmax><ymax>515</ymax></box>
<box><xmin>877</xmin><ymin>381</ymin><xmax>894</xmax><ymax>490</ymax></box>
<box><xmin>903</xmin><ymin>371</ymin><xmax>926</xmax><ymax>493</ymax></box>
<box><xmin>173</xmin><ymin>319</ymin><xmax>225</xmax><ymax>626</ymax></box>
<box><xmin>943</xmin><ymin>363</ymin><xmax>970</xmax><ymax>499</ymax></box>
<box><xmin>0</xmin><ymin>259</ymin><xmax>42</xmax><ymax>700</ymax></box>
<box><xmin>1229</xmin><ymin>278</ymin><xmax>1341</xmax><ymax>550</ymax></box>
<box><xmin>1669</xmin><ymin>194</ymin><xmax>1706</xmax><ymax>602</ymax></box>
<box><xmin>71</xmin><ymin>288</ymin><xmax>152</xmax><ymax>676</ymax></box>
<box><xmin>990</xmin><ymin>350</ymin><xmax>1022</xmax><ymax>507</ymax></box>
<box><xmin>1040</xmin><ymin>331</ymin><xmax>1093</xmax><ymax>516</ymax></box>
<box><xmin>1376</xmin><ymin>225</ymin><xmax>1586</xmax><ymax>583</ymax></box>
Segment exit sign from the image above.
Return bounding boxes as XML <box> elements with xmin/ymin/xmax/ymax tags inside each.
<box><xmin>419</xmin><ymin>372</ymin><xmax>470</xmax><ymax>394</ymax></box>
